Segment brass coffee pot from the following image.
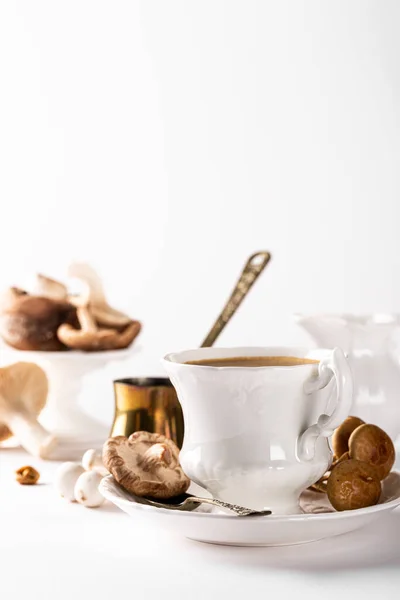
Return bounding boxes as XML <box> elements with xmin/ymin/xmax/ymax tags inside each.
<box><xmin>110</xmin><ymin>251</ymin><xmax>271</xmax><ymax>447</ymax></box>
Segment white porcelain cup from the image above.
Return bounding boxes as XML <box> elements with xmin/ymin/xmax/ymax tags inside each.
<box><xmin>163</xmin><ymin>346</ymin><xmax>353</xmax><ymax>514</ymax></box>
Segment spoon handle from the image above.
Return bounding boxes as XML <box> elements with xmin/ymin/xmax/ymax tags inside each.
<box><xmin>189</xmin><ymin>496</ymin><xmax>272</xmax><ymax>517</ymax></box>
<box><xmin>200</xmin><ymin>251</ymin><xmax>271</xmax><ymax>348</ymax></box>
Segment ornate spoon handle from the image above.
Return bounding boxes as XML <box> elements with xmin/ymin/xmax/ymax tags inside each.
<box><xmin>188</xmin><ymin>496</ymin><xmax>272</xmax><ymax>517</ymax></box>
<box><xmin>201</xmin><ymin>251</ymin><xmax>271</xmax><ymax>348</ymax></box>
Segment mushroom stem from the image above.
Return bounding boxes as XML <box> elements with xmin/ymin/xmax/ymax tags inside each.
<box><xmin>77</xmin><ymin>307</ymin><xmax>97</xmax><ymax>332</ymax></box>
<box><xmin>309</xmin><ymin>480</ymin><xmax>328</xmax><ymax>494</ymax></box>
<box><xmin>330</xmin><ymin>451</ymin><xmax>349</xmax><ymax>471</ymax></box>
<box><xmin>68</xmin><ymin>263</ymin><xmax>132</xmax><ymax>328</ymax></box>
<box><xmin>5</xmin><ymin>406</ymin><xmax>57</xmax><ymax>459</ymax></box>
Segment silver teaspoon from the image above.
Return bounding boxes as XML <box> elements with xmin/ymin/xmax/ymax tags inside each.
<box><xmin>142</xmin><ymin>493</ymin><xmax>272</xmax><ymax>517</ymax></box>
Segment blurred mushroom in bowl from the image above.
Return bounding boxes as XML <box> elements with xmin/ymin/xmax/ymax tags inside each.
<box><xmin>0</xmin><ymin>264</ymin><xmax>141</xmax><ymax>352</ymax></box>
<box><xmin>57</xmin><ymin>293</ymin><xmax>141</xmax><ymax>352</ymax></box>
<box><xmin>0</xmin><ymin>290</ymin><xmax>78</xmax><ymax>351</ymax></box>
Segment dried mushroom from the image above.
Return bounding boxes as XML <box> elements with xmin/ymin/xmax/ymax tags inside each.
<box><xmin>332</xmin><ymin>416</ymin><xmax>365</xmax><ymax>459</ymax></box>
<box><xmin>309</xmin><ymin>419</ymin><xmax>395</xmax><ymax>510</ymax></box>
<box><xmin>103</xmin><ymin>431</ymin><xmax>190</xmax><ymax>499</ymax></box>
<box><xmin>16</xmin><ymin>465</ymin><xmax>40</xmax><ymax>485</ymax></box>
<box><xmin>0</xmin><ymin>362</ymin><xmax>56</xmax><ymax>458</ymax></box>
<box><xmin>327</xmin><ymin>459</ymin><xmax>381</xmax><ymax>511</ymax></box>
<box><xmin>0</xmin><ymin>293</ymin><xmax>77</xmax><ymax>351</ymax></box>
<box><xmin>0</xmin><ymin>266</ymin><xmax>141</xmax><ymax>353</ymax></box>
<box><xmin>57</xmin><ymin>302</ymin><xmax>141</xmax><ymax>352</ymax></box>
<box><xmin>349</xmin><ymin>424</ymin><xmax>395</xmax><ymax>481</ymax></box>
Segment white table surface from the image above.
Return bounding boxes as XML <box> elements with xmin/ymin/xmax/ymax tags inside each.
<box><xmin>1</xmin><ymin>448</ymin><xmax>400</xmax><ymax>600</ymax></box>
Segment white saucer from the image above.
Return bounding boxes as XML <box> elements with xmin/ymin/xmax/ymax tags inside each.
<box><xmin>100</xmin><ymin>472</ymin><xmax>400</xmax><ymax>547</ymax></box>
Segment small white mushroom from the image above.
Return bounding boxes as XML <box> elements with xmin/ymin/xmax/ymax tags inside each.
<box><xmin>81</xmin><ymin>449</ymin><xmax>108</xmax><ymax>475</ymax></box>
<box><xmin>55</xmin><ymin>462</ymin><xmax>85</xmax><ymax>502</ymax></box>
<box><xmin>74</xmin><ymin>471</ymin><xmax>105</xmax><ymax>508</ymax></box>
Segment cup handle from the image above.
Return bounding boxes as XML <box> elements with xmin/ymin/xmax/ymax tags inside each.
<box><xmin>298</xmin><ymin>347</ymin><xmax>353</xmax><ymax>461</ymax></box>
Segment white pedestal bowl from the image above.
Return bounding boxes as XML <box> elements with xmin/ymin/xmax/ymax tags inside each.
<box><xmin>0</xmin><ymin>345</ymin><xmax>139</xmax><ymax>460</ymax></box>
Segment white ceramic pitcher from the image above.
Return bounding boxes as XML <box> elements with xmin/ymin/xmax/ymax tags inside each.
<box><xmin>295</xmin><ymin>314</ymin><xmax>400</xmax><ymax>442</ymax></box>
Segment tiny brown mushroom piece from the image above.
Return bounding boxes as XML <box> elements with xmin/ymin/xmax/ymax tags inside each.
<box><xmin>103</xmin><ymin>431</ymin><xmax>190</xmax><ymax>499</ymax></box>
<box><xmin>327</xmin><ymin>459</ymin><xmax>381</xmax><ymax>511</ymax></box>
<box><xmin>349</xmin><ymin>424</ymin><xmax>395</xmax><ymax>481</ymax></box>
<box><xmin>57</xmin><ymin>303</ymin><xmax>141</xmax><ymax>352</ymax></box>
<box><xmin>332</xmin><ymin>416</ymin><xmax>365</xmax><ymax>459</ymax></box>
<box><xmin>0</xmin><ymin>362</ymin><xmax>57</xmax><ymax>458</ymax></box>
<box><xmin>16</xmin><ymin>465</ymin><xmax>40</xmax><ymax>485</ymax></box>
<box><xmin>0</xmin><ymin>293</ymin><xmax>78</xmax><ymax>351</ymax></box>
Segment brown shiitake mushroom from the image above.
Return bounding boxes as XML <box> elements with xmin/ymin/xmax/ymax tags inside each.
<box><xmin>349</xmin><ymin>424</ymin><xmax>395</xmax><ymax>481</ymax></box>
<box><xmin>57</xmin><ymin>303</ymin><xmax>141</xmax><ymax>352</ymax></box>
<box><xmin>103</xmin><ymin>431</ymin><xmax>190</xmax><ymax>499</ymax></box>
<box><xmin>332</xmin><ymin>416</ymin><xmax>365</xmax><ymax>459</ymax></box>
<box><xmin>0</xmin><ymin>294</ymin><xmax>78</xmax><ymax>351</ymax></box>
<box><xmin>327</xmin><ymin>459</ymin><xmax>381</xmax><ymax>511</ymax></box>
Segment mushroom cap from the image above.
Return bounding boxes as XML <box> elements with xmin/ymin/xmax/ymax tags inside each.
<box><xmin>327</xmin><ymin>459</ymin><xmax>381</xmax><ymax>511</ymax></box>
<box><xmin>349</xmin><ymin>423</ymin><xmax>395</xmax><ymax>480</ymax></box>
<box><xmin>57</xmin><ymin>320</ymin><xmax>141</xmax><ymax>352</ymax></box>
<box><xmin>0</xmin><ymin>362</ymin><xmax>48</xmax><ymax>440</ymax></box>
<box><xmin>332</xmin><ymin>416</ymin><xmax>365</xmax><ymax>458</ymax></box>
<box><xmin>103</xmin><ymin>431</ymin><xmax>190</xmax><ymax>499</ymax></box>
<box><xmin>0</xmin><ymin>295</ymin><xmax>78</xmax><ymax>351</ymax></box>
<box><xmin>92</xmin><ymin>306</ymin><xmax>132</xmax><ymax>329</ymax></box>
<box><xmin>32</xmin><ymin>274</ymin><xmax>68</xmax><ymax>301</ymax></box>
<box><xmin>0</xmin><ymin>288</ymin><xmax>28</xmax><ymax>312</ymax></box>
<box><xmin>54</xmin><ymin>462</ymin><xmax>85</xmax><ymax>502</ymax></box>
<box><xmin>74</xmin><ymin>470</ymin><xmax>105</xmax><ymax>508</ymax></box>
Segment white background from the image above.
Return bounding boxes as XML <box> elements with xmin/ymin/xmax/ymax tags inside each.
<box><xmin>1</xmin><ymin>0</ymin><xmax>400</xmax><ymax>424</ymax></box>
<box><xmin>1</xmin><ymin>4</ymin><xmax>400</xmax><ymax>595</ymax></box>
